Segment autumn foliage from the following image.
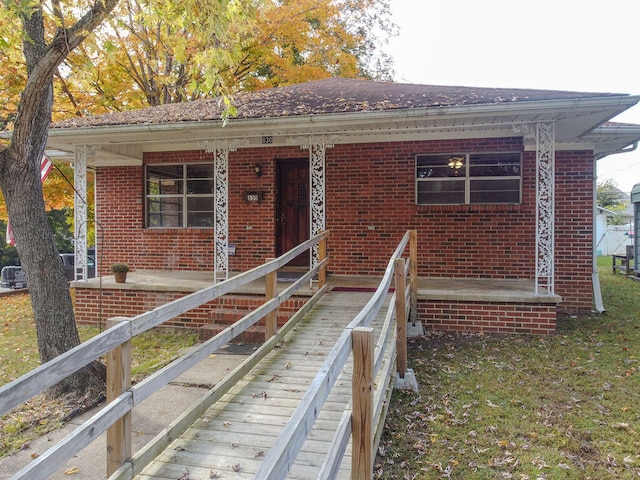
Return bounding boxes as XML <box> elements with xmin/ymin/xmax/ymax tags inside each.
<box><xmin>1</xmin><ymin>0</ymin><xmax>394</xmax><ymax>221</ymax></box>
<box><xmin>1</xmin><ymin>0</ymin><xmax>395</xmax><ymax>124</ymax></box>
<box><xmin>0</xmin><ymin>163</ymin><xmax>84</xmax><ymax>222</ymax></box>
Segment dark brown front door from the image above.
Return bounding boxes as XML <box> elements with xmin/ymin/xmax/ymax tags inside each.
<box><xmin>276</xmin><ymin>159</ymin><xmax>309</xmax><ymax>266</ymax></box>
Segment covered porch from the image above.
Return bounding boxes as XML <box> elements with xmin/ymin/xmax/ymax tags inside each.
<box><xmin>36</xmin><ymin>79</ymin><xmax>640</xmax><ymax>331</ymax></box>
<box><xmin>72</xmin><ymin>271</ymin><xmax>562</xmax><ymax>336</ymax></box>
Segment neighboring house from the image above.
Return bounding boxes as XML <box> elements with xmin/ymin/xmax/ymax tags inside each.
<box><xmin>632</xmin><ymin>183</ymin><xmax>640</xmax><ymax>275</ymax></box>
<box><xmin>595</xmin><ymin>206</ymin><xmax>634</xmax><ymax>256</ymax></box>
<box><xmin>40</xmin><ymin>78</ymin><xmax>640</xmax><ymax>334</ymax></box>
<box><xmin>595</xmin><ymin>206</ymin><xmax>616</xmax><ymax>256</ymax></box>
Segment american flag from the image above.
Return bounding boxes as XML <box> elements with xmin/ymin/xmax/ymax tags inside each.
<box><xmin>6</xmin><ymin>155</ymin><xmax>54</xmax><ymax>245</ymax></box>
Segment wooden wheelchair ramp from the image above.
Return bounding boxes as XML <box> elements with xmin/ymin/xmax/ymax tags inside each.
<box><xmin>136</xmin><ymin>290</ymin><xmax>394</xmax><ymax>479</ymax></box>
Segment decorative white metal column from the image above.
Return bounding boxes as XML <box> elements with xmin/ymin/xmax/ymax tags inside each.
<box><xmin>297</xmin><ymin>135</ymin><xmax>334</xmax><ymax>268</ymax></box>
<box><xmin>535</xmin><ymin>122</ymin><xmax>555</xmax><ymax>295</ymax></box>
<box><xmin>204</xmin><ymin>139</ymin><xmax>245</xmax><ymax>283</ymax></box>
<box><xmin>73</xmin><ymin>145</ymin><xmax>98</xmax><ymax>281</ymax></box>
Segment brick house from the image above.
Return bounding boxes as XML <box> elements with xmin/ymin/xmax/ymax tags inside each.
<box><xmin>45</xmin><ymin>78</ymin><xmax>640</xmax><ymax>335</ymax></box>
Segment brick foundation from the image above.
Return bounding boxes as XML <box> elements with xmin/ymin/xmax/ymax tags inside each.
<box><xmin>74</xmin><ymin>288</ymin><xmax>309</xmax><ymax>344</ymax></box>
<box><xmin>73</xmin><ymin>283</ymin><xmax>559</xmax><ymax>341</ymax></box>
<box><xmin>418</xmin><ymin>299</ymin><xmax>557</xmax><ymax>335</ymax></box>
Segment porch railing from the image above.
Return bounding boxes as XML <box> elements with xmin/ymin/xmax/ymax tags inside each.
<box><xmin>0</xmin><ymin>231</ymin><xmax>330</xmax><ymax>480</ymax></box>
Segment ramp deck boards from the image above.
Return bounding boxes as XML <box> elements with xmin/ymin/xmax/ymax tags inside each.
<box><xmin>136</xmin><ymin>290</ymin><xmax>394</xmax><ymax>479</ymax></box>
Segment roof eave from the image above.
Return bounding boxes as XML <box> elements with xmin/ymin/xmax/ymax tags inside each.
<box><xmin>24</xmin><ymin>93</ymin><xmax>640</xmax><ymax>166</ymax></box>
<box><xmin>43</xmin><ymin>94</ymin><xmax>640</xmax><ymax>140</ymax></box>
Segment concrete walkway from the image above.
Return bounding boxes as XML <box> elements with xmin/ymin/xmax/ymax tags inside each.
<box><xmin>0</xmin><ymin>344</ymin><xmax>252</xmax><ymax>480</ymax></box>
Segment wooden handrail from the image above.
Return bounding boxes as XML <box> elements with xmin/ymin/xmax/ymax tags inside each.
<box><xmin>409</xmin><ymin>229</ymin><xmax>418</xmax><ymax>324</ymax></box>
<box><xmin>265</xmin><ymin>257</ymin><xmax>277</xmax><ymax>340</ymax></box>
<box><xmin>5</xmin><ymin>231</ymin><xmax>330</xmax><ymax>480</ymax></box>
<box><xmin>0</xmin><ymin>230</ymin><xmax>330</xmax><ymax>418</ymax></box>
<box><xmin>3</xmin><ymin>228</ymin><xmax>417</xmax><ymax>480</ymax></box>
<box><xmin>256</xmin><ymin>230</ymin><xmax>417</xmax><ymax>480</ymax></box>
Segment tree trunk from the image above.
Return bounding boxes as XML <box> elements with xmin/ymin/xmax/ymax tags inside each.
<box><xmin>0</xmin><ymin>5</ymin><xmax>107</xmax><ymax>401</ymax></box>
<box><xmin>0</xmin><ymin>146</ymin><xmax>106</xmax><ymax>400</ymax></box>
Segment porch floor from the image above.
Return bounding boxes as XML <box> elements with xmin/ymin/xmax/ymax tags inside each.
<box><xmin>72</xmin><ymin>270</ymin><xmax>562</xmax><ymax>305</ymax></box>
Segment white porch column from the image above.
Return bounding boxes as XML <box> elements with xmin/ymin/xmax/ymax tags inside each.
<box><xmin>204</xmin><ymin>139</ymin><xmax>245</xmax><ymax>283</ymax></box>
<box><xmin>297</xmin><ymin>135</ymin><xmax>334</xmax><ymax>268</ymax></box>
<box><xmin>535</xmin><ymin>122</ymin><xmax>555</xmax><ymax>294</ymax></box>
<box><xmin>73</xmin><ymin>145</ymin><xmax>98</xmax><ymax>281</ymax></box>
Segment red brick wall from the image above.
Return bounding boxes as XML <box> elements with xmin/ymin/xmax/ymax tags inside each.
<box><xmin>97</xmin><ymin>148</ymin><xmax>302</xmax><ymax>274</ymax></box>
<box><xmin>74</xmin><ymin>288</ymin><xmax>308</xmax><ymax>343</ymax></box>
<box><xmin>94</xmin><ymin>137</ymin><xmax>594</xmax><ymax>315</ymax></box>
<box><xmin>418</xmin><ymin>299</ymin><xmax>557</xmax><ymax>335</ymax></box>
<box><xmin>553</xmin><ymin>150</ymin><xmax>594</xmax><ymax>314</ymax></box>
<box><xmin>325</xmin><ymin>137</ymin><xmax>534</xmax><ymax>278</ymax></box>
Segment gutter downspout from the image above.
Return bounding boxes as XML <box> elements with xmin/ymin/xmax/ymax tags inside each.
<box><xmin>593</xmin><ymin>141</ymin><xmax>638</xmax><ymax>313</ymax></box>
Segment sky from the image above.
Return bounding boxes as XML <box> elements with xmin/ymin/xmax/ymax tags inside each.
<box><xmin>386</xmin><ymin>0</ymin><xmax>640</xmax><ymax>195</ymax></box>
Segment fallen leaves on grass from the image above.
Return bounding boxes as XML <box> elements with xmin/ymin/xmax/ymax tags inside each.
<box><xmin>0</xmin><ymin>294</ymin><xmax>198</xmax><ymax>461</ymax></box>
<box><xmin>375</xmin><ymin>321</ymin><xmax>640</xmax><ymax>479</ymax></box>
<box><xmin>0</xmin><ymin>394</ymin><xmax>67</xmax><ymax>456</ymax></box>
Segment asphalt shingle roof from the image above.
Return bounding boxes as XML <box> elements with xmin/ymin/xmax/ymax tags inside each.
<box><xmin>52</xmin><ymin>77</ymin><xmax>623</xmax><ymax>129</ymax></box>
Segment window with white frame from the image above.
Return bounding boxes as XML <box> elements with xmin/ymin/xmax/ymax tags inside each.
<box><xmin>146</xmin><ymin>164</ymin><xmax>214</xmax><ymax>228</ymax></box>
<box><xmin>416</xmin><ymin>152</ymin><xmax>522</xmax><ymax>205</ymax></box>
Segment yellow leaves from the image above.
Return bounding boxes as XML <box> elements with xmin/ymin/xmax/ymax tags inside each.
<box><xmin>3</xmin><ymin>0</ymin><xmax>391</xmax><ymax>122</ymax></box>
<box><xmin>42</xmin><ymin>173</ymin><xmax>76</xmax><ymax>212</ymax></box>
<box><xmin>0</xmin><ymin>9</ymin><xmax>26</xmax><ymax>122</ymax></box>
<box><xmin>69</xmin><ymin>0</ymin><xmax>257</xmax><ymax>110</ymax></box>
<box><xmin>63</xmin><ymin>466</ymin><xmax>80</xmax><ymax>475</ymax></box>
<box><xmin>226</xmin><ymin>0</ymin><xmax>382</xmax><ymax>90</ymax></box>
<box><xmin>0</xmin><ymin>161</ymin><xmax>85</xmax><ymax>222</ymax></box>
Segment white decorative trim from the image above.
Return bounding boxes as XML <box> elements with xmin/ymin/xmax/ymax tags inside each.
<box><xmin>73</xmin><ymin>145</ymin><xmax>100</xmax><ymax>281</ymax></box>
<box><xmin>512</xmin><ymin>123</ymin><xmax>536</xmax><ymax>142</ymax></box>
<box><xmin>293</xmin><ymin>135</ymin><xmax>336</xmax><ymax>268</ymax></box>
<box><xmin>535</xmin><ymin>122</ymin><xmax>555</xmax><ymax>295</ymax></box>
<box><xmin>205</xmin><ymin>139</ymin><xmax>247</xmax><ymax>282</ymax></box>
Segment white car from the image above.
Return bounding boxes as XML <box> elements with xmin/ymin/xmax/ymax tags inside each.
<box><xmin>0</xmin><ymin>265</ymin><xmax>28</xmax><ymax>289</ymax></box>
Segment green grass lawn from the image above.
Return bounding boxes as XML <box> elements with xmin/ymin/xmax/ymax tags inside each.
<box><xmin>0</xmin><ymin>295</ymin><xmax>197</xmax><ymax>456</ymax></box>
<box><xmin>376</xmin><ymin>257</ymin><xmax>640</xmax><ymax>479</ymax></box>
<box><xmin>1</xmin><ymin>258</ymin><xmax>638</xmax><ymax>475</ymax></box>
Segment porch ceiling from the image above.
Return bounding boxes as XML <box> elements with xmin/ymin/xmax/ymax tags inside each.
<box><xmin>42</xmin><ymin>94</ymin><xmax>640</xmax><ymax>167</ymax></box>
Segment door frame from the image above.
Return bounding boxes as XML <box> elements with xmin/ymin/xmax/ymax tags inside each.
<box><xmin>275</xmin><ymin>158</ymin><xmax>310</xmax><ymax>267</ymax></box>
